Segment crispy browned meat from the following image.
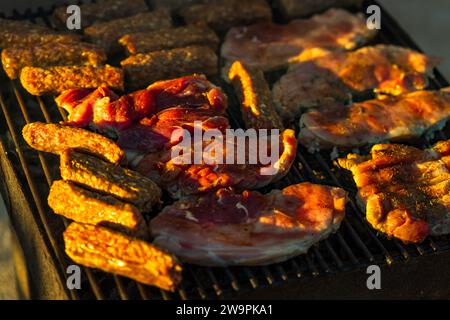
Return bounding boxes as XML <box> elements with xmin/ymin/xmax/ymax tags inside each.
<box><xmin>119</xmin><ymin>25</ymin><xmax>219</xmax><ymax>55</ymax></box>
<box><xmin>64</xmin><ymin>222</ymin><xmax>181</xmax><ymax>291</ymax></box>
<box><xmin>121</xmin><ymin>45</ymin><xmax>218</xmax><ymax>90</ymax></box>
<box><xmin>2</xmin><ymin>42</ymin><xmax>107</xmax><ymax>79</ymax></box>
<box><xmin>52</xmin><ymin>0</ymin><xmax>148</xmax><ymax>28</ymax></box>
<box><xmin>60</xmin><ymin>150</ymin><xmax>161</xmax><ymax>211</ymax></box>
<box><xmin>84</xmin><ymin>11</ymin><xmax>172</xmax><ymax>53</ymax></box>
<box><xmin>19</xmin><ymin>65</ymin><xmax>124</xmax><ymax>96</ymax></box>
<box><xmin>151</xmin><ymin>0</ymin><xmax>214</xmax><ymax>11</ymax></box>
<box><xmin>180</xmin><ymin>0</ymin><xmax>271</xmax><ymax>31</ymax></box>
<box><xmin>228</xmin><ymin>61</ymin><xmax>284</xmax><ymax>130</ymax></box>
<box><xmin>22</xmin><ymin>122</ymin><xmax>124</xmax><ymax>164</ymax></box>
<box><xmin>275</xmin><ymin>0</ymin><xmax>363</xmax><ymax>18</ymax></box>
<box><xmin>48</xmin><ymin>180</ymin><xmax>147</xmax><ymax>238</ymax></box>
<box><xmin>298</xmin><ymin>88</ymin><xmax>450</xmax><ymax>152</ymax></box>
<box><xmin>338</xmin><ymin>141</ymin><xmax>450</xmax><ymax>243</ymax></box>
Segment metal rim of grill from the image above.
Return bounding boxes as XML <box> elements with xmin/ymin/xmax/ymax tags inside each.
<box><xmin>0</xmin><ymin>0</ymin><xmax>449</xmax><ymax>300</ymax></box>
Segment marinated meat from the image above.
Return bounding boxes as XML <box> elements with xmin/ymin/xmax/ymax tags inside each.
<box><xmin>275</xmin><ymin>0</ymin><xmax>363</xmax><ymax>18</ymax></box>
<box><xmin>228</xmin><ymin>61</ymin><xmax>284</xmax><ymax>130</ymax></box>
<box><xmin>298</xmin><ymin>88</ymin><xmax>450</xmax><ymax>152</ymax></box>
<box><xmin>121</xmin><ymin>45</ymin><xmax>218</xmax><ymax>90</ymax></box>
<box><xmin>52</xmin><ymin>0</ymin><xmax>148</xmax><ymax>29</ymax></box>
<box><xmin>135</xmin><ymin>129</ymin><xmax>297</xmax><ymax>198</ymax></box>
<box><xmin>48</xmin><ymin>180</ymin><xmax>147</xmax><ymax>238</ymax></box>
<box><xmin>180</xmin><ymin>0</ymin><xmax>272</xmax><ymax>32</ymax></box>
<box><xmin>2</xmin><ymin>42</ymin><xmax>107</xmax><ymax>79</ymax></box>
<box><xmin>20</xmin><ymin>65</ymin><xmax>124</xmax><ymax>96</ymax></box>
<box><xmin>273</xmin><ymin>45</ymin><xmax>437</xmax><ymax>119</ymax></box>
<box><xmin>60</xmin><ymin>150</ymin><xmax>162</xmax><ymax>211</ymax></box>
<box><xmin>338</xmin><ymin>140</ymin><xmax>450</xmax><ymax>243</ymax></box>
<box><xmin>64</xmin><ymin>222</ymin><xmax>182</xmax><ymax>291</ymax></box>
<box><xmin>119</xmin><ymin>25</ymin><xmax>220</xmax><ymax>55</ymax></box>
<box><xmin>22</xmin><ymin>122</ymin><xmax>124</xmax><ymax>164</ymax></box>
<box><xmin>150</xmin><ymin>182</ymin><xmax>347</xmax><ymax>266</ymax></box>
<box><xmin>221</xmin><ymin>8</ymin><xmax>376</xmax><ymax>71</ymax></box>
<box><xmin>84</xmin><ymin>11</ymin><xmax>172</xmax><ymax>53</ymax></box>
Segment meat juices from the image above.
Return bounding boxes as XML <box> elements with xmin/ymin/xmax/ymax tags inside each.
<box><xmin>64</xmin><ymin>222</ymin><xmax>182</xmax><ymax>291</ymax></box>
<box><xmin>150</xmin><ymin>183</ymin><xmax>347</xmax><ymax>266</ymax></box>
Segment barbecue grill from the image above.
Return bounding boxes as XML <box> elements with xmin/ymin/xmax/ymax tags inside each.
<box><xmin>1</xmin><ymin>0</ymin><xmax>450</xmax><ymax>300</ymax></box>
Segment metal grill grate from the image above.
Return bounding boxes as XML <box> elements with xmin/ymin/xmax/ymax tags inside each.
<box><xmin>0</xmin><ymin>0</ymin><xmax>449</xmax><ymax>299</ymax></box>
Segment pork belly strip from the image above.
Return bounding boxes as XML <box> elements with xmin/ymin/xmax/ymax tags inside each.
<box><xmin>121</xmin><ymin>46</ymin><xmax>218</xmax><ymax>90</ymax></box>
<box><xmin>84</xmin><ymin>11</ymin><xmax>172</xmax><ymax>53</ymax></box>
<box><xmin>52</xmin><ymin>0</ymin><xmax>148</xmax><ymax>29</ymax></box>
<box><xmin>298</xmin><ymin>88</ymin><xmax>450</xmax><ymax>152</ymax></box>
<box><xmin>275</xmin><ymin>0</ymin><xmax>363</xmax><ymax>18</ymax></box>
<box><xmin>2</xmin><ymin>42</ymin><xmax>107</xmax><ymax>79</ymax></box>
<box><xmin>221</xmin><ymin>8</ymin><xmax>376</xmax><ymax>72</ymax></box>
<box><xmin>60</xmin><ymin>150</ymin><xmax>161</xmax><ymax>211</ymax></box>
<box><xmin>64</xmin><ymin>222</ymin><xmax>181</xmax><ymax>291</ymax></box>
<box><xmin>273</xmin><ymin>45</ymin><xmax>437</xmax><ymax>119</ymax></box>
<box><xmin>19</xmin><ymin>65</ymin><xmax>124</xmax><ymax>96</ymax></box>
<box><xmin>228</xmin><ymin>61</ymin><xmax>284</xmax><ymax>130</ymax></box>
<box><xmin>338</xmin><ymin>141</ymin><xmax>450</xmax><ymax>243</ymax></box>
<box><xmin>48</xmin><ymin>180</ymin><xmax>147</xmax><ymax>238</ymax></box>
<box><xmin>119</xmin><ymin>25</ymin><xmax>219</xmax><ymax>55</ymax></box>
<box><xmin>180</xmin><ymin>0</ymin><xmax>272</xmax><ymax>32</ymax></box>
<box><xmin>22</xmin><ymin>122</ymin><xmax>124</xmax><ymax>164</ymax></box>
<box><xmin>151</xmin><ymin>183</ymin><xmax>347</xmax><ymax>266</ymax></box>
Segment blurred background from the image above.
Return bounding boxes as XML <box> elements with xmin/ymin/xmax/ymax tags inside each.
<box><xmin>0</xmin><ymin>0</ymin><xmax>449</xmax><ymax>299</ymax></box>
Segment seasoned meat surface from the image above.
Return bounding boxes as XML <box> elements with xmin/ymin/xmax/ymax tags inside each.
<box><xmin>275</xmin><ymin>0</ymin><xmax>363</xmax><ymax>18</ymax></box>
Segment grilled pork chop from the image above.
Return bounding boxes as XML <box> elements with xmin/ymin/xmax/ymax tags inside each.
<box><xmin>273</xmin><ymin>45</ymin><xmax>437</xmax><ymax>120</ymax></box>
<box><xmin>298</xmin><ymin>88</ymin><xmax>450</xmax><ymax>152</ymax></box>
<box><xmin>338</xmin><ymin>141</ymin><xmax>450</xmax><ymax>243</ymax></box>
<box><xmin>221</xmin><ymin>8</ymin><xmax>376</xmax><ymax>72</ymax></box>
<box><xmin>150</xmin><ymin>182</ymin><xmax>347</xmax><ymax>266</ymax></box>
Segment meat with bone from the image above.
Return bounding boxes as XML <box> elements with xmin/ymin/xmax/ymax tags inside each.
<box><xmin>180</xmin><ymin>0</ymin><xmax>272</xmax><ymax>32</ymax></box>
<box><xmin>221</xmin><ymin>8</ymin><xmax>377</xmax><ymax>71</ymax></box>
<box><xmin>22</xmin><ymin>122</ymin><xmax>124</xmax><ymax>164</ymax></box>
<box><xmin>228</xmin><ymin>61</ymin><xmax>284</xmax><ymax>130</ymax></box>
<box><xmin>2</xmin><ymin>42</ymin><xmax>107</xmax><ymax>79</ymax></box>
<box><xmin>272</xmin><ymin>45</ymin><xmax>437</xmax><ymax>120</ymax></box>
<box><xmin>20</xmin><ymin>65</ymin><xmax>124</xmax><ymax>96</ymax></box>
<box><xmin>119</xmin><ymin>25</ymin><xmax>220</xmax><ymax>55</ymax></box>
<box><xmin>64</xmin><ymin>222</ymin><xmax>182</xmax><ymax>291</ymax></box>
<box><xmin>338</xmin><ymin>140</ymin><xmax>450</xmax><ymax>243</ymax></box>
<box><xmin>121</xmin><ymin>45</ymin><xmax>218</xmax><ymax>90</ymax></box>
<box><xmin>150</xmin><ymin>182</ymin><xmax>347</xmax><ymax>266</ymax></box>
<box><xmin>135</xmin><ymin>129</ymin><xmax>297</xmax><ymax>199</ymax></box>
<box><xmin>60</xmin><ymin>150</ymin><xmax>162</xmax><ymax>212</ymax></box>
<box><xmin>275</xmin><ymin>0</ymin><xmax>363</xmax><ymax>18</ymax></box>
<box><xmin>298</xmin><ymin>88</ymin><xmax>450</xmax><ymax>152</ymax></box>
<box><xmin>84</xmin><ymin>11</ymin><xmax>172</xmax><ymax>53</ymax></box>
<box><xmin>48</xmin><ymin>180</ymin><xmax>147</xmax><ymax>239</ymax></box>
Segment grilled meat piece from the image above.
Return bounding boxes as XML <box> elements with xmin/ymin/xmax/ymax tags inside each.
<box><xmin>84</xmin><ymin>11</ymin><xmax>172</xmax><ymax>53</ymax></box>
<box><xmin>64</xmin><ymin>222</ymin><xmax>182</xmax><ymax>291</ymax></box>
<box><xmin>121</xmin><ymin>45</ymin><xmax>218</xmax><ymax>90</ymax></box>
<box><xmin>151</xmin><ymin>0</ymin><xmax>217</xmax><ymax>11</ymax></box>
<box><xmin>22</xmin><ymin>122</ymin><xmax>124</xmax><ymax>164</ymax></box>
<box><xmin>221</xmin><ymin>8</ymin><xmax>376</xmax><ymax>71</ymax></box>
<box><xmin>135</xmin><ymin>129</ymin><xmax>297</xmax><ymax>198</ymax></box>
<box><xmin>48</xmin><ymin>180</ymin><xmax>147</xmax><ymax>238</ymax></box>
<box><xmin>228</xmin><ymin>61</ymin><xmax>284</xmax><ymax>130</ymax></box>
<box><xmin>2</xmin><ymin>42</ymin><xmax>107</xmax><ymax>79</ymax></box>
<box><xmin>180</xmin><ymin>0</ymin><xmax>272</xmax><ymax>32</ymax></box>
<box><xmin>60</xmin><ymin>150</ymin><xmax>162</xmax><ymax>211</ymax></box>
<box><xmin>338</xmin><ymin>141</ymin><xmax>450</xmax><ymax>243</ymax></box>
<box><xmin>52</xmin><ymin>0</ymin><xmax>148</xmax><ymax>29</ymax></box>
<box><xmin>298</xmin><ymin>88</ymin><xmax>450</xmax><ymax>152</ymax></box>
<box><xmin>55</xmin><ymin>75</ymin><xmax>227</xmax><ymax>135</ymax></box>
<box><xmin>119</xmin><ymin>25</ymin><xmax>220</xmax><ymax>55</ymax></box>
<box><xmin>20</xmin><ymin>65</ymin><xmax>124</xmax><ymax>96</ymax></box>
<box><xmin>151</xmin><ymin>182</ymin><xmax>347</xmax><ymax>266</ymax></box>
<box><xmin>273</xmin><ymin>45</ymin><xmax>437</xmax><ymax>119</ymax></box>
<box><xmin>275</xmin><ymin>0</ymin><xmax>363</xmax><ymax>18</ymax></box>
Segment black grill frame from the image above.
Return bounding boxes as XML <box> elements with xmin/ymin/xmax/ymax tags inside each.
<box><xmin>0</xmin><ymin>0</ymin><xmax>450</xmax><ymax>299</ymax></box>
